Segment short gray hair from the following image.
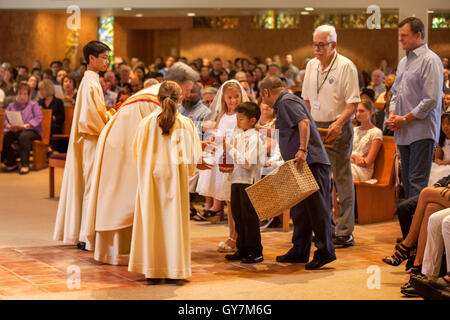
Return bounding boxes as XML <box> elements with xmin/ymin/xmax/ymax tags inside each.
<box><xmin>313</xmin><ymin>24</ymin><xmax>337</xmax><ymax>43</ymax></box>
<box><xmin>259</xmin><ymin>76</ymin><xmax>283</xmax><ymax>92</ymax></box>
<box><xmin>202</xmin><ymin>87</ymin><xmax>218</xmax><ymax>98</ymax></box>
<box><xmin>164</xmin><ymin>62</ymin><xmax>198</xmax><ymax>84</ymax></box>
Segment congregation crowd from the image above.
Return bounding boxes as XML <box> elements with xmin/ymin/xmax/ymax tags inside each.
<box><xmin>1</xmin><ymin>17</ymin><xmax>450</xmax><ymax>298</ymax></box>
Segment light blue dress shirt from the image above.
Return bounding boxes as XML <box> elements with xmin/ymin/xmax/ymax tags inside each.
<box><xmin>389</xmin><ymin>44</ymin><xmax>443</xmax><ymax>145</ymax></box>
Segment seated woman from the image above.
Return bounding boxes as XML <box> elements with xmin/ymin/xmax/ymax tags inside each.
<box><xmin>2</xmin><ymin>82</ymin><xmax>43</xmax><ymax>174</ymax></box>
<box><xmin>38</xmin><ymin>79</ymin><xmax>65</xmax><ymax>152</ymax></box>
<box><xmin>428</xmin><ymin>112</ymin><xmax>450</xmax><ymax>186</ymax></box>
<box><xmin>62</xmin><ymin>75</ymin><xmax>77</xmax><ymax>106</ymax></box>
<box><xmin>27</xmin><ymin>75</ymin><xmax>40</xmax><ymax>102</ymax></box>
<box><xmin>351</xmin><ymin>99</ymin><xmax>383</xmax><ymax>182</ymax></box>
<box><xmin>382</xmin><ymin>184</ymin><xmax>450</xmax><ymax>295</ymax></box>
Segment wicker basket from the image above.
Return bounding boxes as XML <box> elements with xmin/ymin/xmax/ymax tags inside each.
<box><xmin>245</xmin><ymin>159</ymin><xmax>320</xmax><ymax>221</ymax></box>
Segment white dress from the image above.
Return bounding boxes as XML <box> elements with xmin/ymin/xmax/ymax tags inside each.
<box><xmin>351</xmin><ymin>126</ymin><xmax>383</xmax><ymax>182</ymax></box>
<box><xmin>196</xmin><ymin>113</ymin><xmax>237</xmax><ymax>201</ymax></box>
<box><xmin>428</xmin><ymin>138</ymin><xmax>450</xmax><ymax>186</ymax></box>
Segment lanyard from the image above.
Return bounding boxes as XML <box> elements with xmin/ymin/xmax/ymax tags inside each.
<box><xmin>316</xmin><ymin>54</ymin><xmax>338</xmax><ymax>95</ymax></box>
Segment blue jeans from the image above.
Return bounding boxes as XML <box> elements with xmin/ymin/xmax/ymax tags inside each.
<box><xmin>398</xmin><ymin>139</ymin><xmax>434</xmax><ymax>199</ymax></box>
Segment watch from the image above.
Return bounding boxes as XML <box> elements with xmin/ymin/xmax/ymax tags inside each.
<box><xmin>401</xmin><ymin>117</ymin><xmax>408</xmax><ymax>125</ymax></box>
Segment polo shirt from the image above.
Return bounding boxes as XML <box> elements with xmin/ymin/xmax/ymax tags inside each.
<box><xmin>302</xmin><ymin>51</ymin><xmax>360</xmax><ymax>122</ymax></box>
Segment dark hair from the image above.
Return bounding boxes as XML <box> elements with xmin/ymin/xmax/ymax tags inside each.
<box><xmin>157</xmin><ymin>80</ymin><xmax>182</xmax><ymax>135</ymax></box>
<box><xmin>42</xmin><ymin>69</ymin><xmax>53</xmax><ymax>77</ymax></box>
<box><xmin>17</xmin><ymin>82</ymin><xmax>31</xmax><ymax>95</ymax></box>
<box><xmin>235</xmin><ymin>101</ymin><xmax>261</xmax><ymax>123</ymax></box>
<box><xmin>83</xmin><ymin>40</ymin><xmax>111</xmax><ymax>64</ymax></box>
<box><xmin>439</xmin><ymin>112</ymin><xmax>450</xmax><ymax>147</ymax></box>
<box><xmin>63</xmin><ymin>75</ymin><xmax>77</xmax><ymax>88</ymax></box>
<box><xmin>399</xmin><ymin>17</ymin><xmax>425</xmax><ymax>39</ymax></box>
<box><xmin>361</xmin><ymin>88</ymin><xmax>376</xmax><ymax>102</ymax></box>
<box><xmin>50</xmin><ymin>61</ymin><xmax>62</xmax><ymax>67</ymax></box>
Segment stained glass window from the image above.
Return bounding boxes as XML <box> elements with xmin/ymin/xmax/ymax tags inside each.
<box><xmin>251</xmin><ymin>11</ymin><xmax>300</xmax><ymax>29</ymax></box>
<box><xmin>313</xmin><ymin>14</ymin><xmax>340</xmax><ymax>29</ymax></box>
<box><xmin>320</xmin><ymin>12</ymin><xmax>398</xmax><ymax>29</ymax></box>
<box><xmin>98</xmin><ymin>16</ymin><xmax>114</xmax><ymax>66</ymax></box>
<box><xmin>431</xmin><ymin>14</ymin><xmax>450</xmax><ymax>28</ymax></box>
<box><xmin>193</xmin><ymin>16</ymin><xmax>239</xmax><ymax>29</ymax></box>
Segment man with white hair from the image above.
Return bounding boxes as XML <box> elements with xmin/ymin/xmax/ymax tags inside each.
<box><xmin>118</xmin><ymin>64</ymin><xmax>131</xmax><ymax>88</ymax></box>
<box><xmin>302</xmin><ymin>24</ymin><xmax>360</xmax><ymax>248</ymax></box>
<box><xmin>368</xmin><ymin>69</ymin><xmax>386</xmax><ymax>99</ymax></box>
<box><xmin>82</xmin><ymin>62</ymin><xmax>198</xmax><ymax>265</ymax></box>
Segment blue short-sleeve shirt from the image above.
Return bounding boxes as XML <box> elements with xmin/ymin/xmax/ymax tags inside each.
<box><xmin>274</xmin><ymin>91</ymin><xmax>330</xmax><ymax>166</ymax></box>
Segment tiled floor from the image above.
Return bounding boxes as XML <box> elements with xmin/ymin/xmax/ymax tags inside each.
<box><xmin>0</xmin><ymin>220</ymin><xmax>403</xmax><ymax>298</ymax></box>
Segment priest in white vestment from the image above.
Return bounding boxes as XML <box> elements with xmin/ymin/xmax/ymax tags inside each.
<box><xmin>53</xmin><ymin>41</ymin><xmax>112</xmax><ymax>245</ymax></box>
<box><xmin>82</xmin><ymin>62</ymin><xmax>199</xmax><ymax>265</ymax></box>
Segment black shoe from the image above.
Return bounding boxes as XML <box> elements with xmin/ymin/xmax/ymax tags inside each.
<box><xmin>225</xmin><ymin>251</ymin><xmax>245</xmax><ymax>261</ymax></box>
<box><xmin>242</xmin><ymin>254</ymin><xmax>264</xmax><ymax>264</ymax></box>
<box><xmin>276</xmin><ymin>251</ymin><xmax>308</xmax><ymax>263</ymax></box>
<box><xmin>77</xmin><ymin>242</ymin><xmax>86</xmax><ymax>250</ymax></box>
<box><xmin>333</xmin><ymin>235</ymin><xmax>354</xmax><ymax>248</ymax></box>
<box><xmin>305</xmin><ymin>255</ymin><xmax>336</xmax><ymax>270</ymax></box>
<box><xmin>400</xmin><ymin>285</ymin><xmax>421</xmax><ymax>298</ymax></box>
<box><xmin>405</xmin><ymin>255</ymin><xmax>416</xmax><ymax>273</ymax></box>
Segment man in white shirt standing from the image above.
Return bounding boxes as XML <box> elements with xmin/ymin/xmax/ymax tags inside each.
<box><xmin>302</xmin><ymin>25</ymin><xmax>360</xmax><ymax>248</ymax></box>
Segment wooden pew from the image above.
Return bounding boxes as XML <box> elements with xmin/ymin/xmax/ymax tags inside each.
<box><xmin>48</xmin><ymin>106</ymin><xmax>73</xmax><ymax>197</ymax></box>
<box><xmin>354</xmin><ymin>136</ymin><xmax>397</xmax><ymax>224</ymax></box>
<box><xmin>374</xmin><ymin>102</ymin><xmax>385</xmax><ymax>111</ymax></box>
<box><xmin>51</xmin><ymin>105</ymin><xmax>74</xmax><ymax>141</ymax></box>
<box><xmin>0</xmin><ymin>109</ymin><xmax>4</xmax><ymax>172</ymax></box>
<box><xmin>32</xmin><ymin>109</ymin><xmax>52</xmax><ymax>170</ymax></box>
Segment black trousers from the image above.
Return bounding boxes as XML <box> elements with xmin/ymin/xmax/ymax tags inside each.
<box><xmin>397</xmin><ymin>195</ymin><xmax>419</xmax><ymax>239</ymax></box>
<box><xmin>1</xmin><ymin>130</ymin><xmax>41</xmax><ymax>167</ymax></box>
<box><xmin>290</xmin><ymin>163</ymin><xmax>336</xmax><ymax>260</ymax></box>
<box><xmin>230</xmin><ymin>183</ymin><xmax>263</xmax><ymax>257</ymax></box>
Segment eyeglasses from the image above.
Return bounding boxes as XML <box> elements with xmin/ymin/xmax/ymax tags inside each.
<box><xmin>311</xmin><ymin>42</ymin><xmax>332</xmax><ymax>49</ymax></box>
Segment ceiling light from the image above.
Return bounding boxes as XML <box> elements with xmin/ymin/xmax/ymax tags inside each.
<box><xmin>136</xmin><ymin>13</ymin><xmax>143</xmax><ymax>17</ymax></box>
<box><xmin>123</xmin><ymin>8</ymin><xmax>132</xmax><ymax>11</ymax></box>
<box><xmin>187</xmin><ymin>13</ymin><xmax>196</xmax><ymax>17</ymax></box>
<box><xmin>301</xmin><ymin>11</ymin><xmax>310</xmax><ymax>15</ymax></box>
<box><xmin>305</xmin><ymin>7</ymin><xmax>314</xmax><ymax>11</ymax></box>
<box><xmin>427</xmin><ymin>10</ymin><xmax>434</xmax><ymax>14</ymax></box>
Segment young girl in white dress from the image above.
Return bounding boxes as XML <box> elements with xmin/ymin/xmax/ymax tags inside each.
<box><xmin>351</xmin><ymin>99</ymin><xmax>383</xmax><ymax>182</ymax></box>
<box><xmin>195</xmin><ymin>80</ymin><xmax>249</xmax><ymax>252</ymax></box>
<box><xmin>428</xmin><ymin>112</ymin><xmax>450</xmax><ymax>186</ymax></box>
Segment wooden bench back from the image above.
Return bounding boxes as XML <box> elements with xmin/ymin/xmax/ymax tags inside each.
<box><xmin>40</xmin><ymin>109</ymin><xmax>53</xmax><ymax>145</ymax></box>
<box><xmin>371</xmin><ymin>135</ymin><xmax>396</xmax><ymax>186</ymax></box>
<box><xmin>0</xmin><ymin>109</ymin><xmax>4</xmax><ymax>152</ymax></box>
<box><xmin>63</xmin><ymin>106</ymin><xmax>74</xmax><ymax>135</ymax></box>
<box><xmin>374</xmin><ymin>102</ymin><xmax>385</xmax><ymax>111</ymax></box>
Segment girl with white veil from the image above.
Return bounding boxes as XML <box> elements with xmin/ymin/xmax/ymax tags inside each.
<box><xmin>195</xmin><ymin>79</ymin><xmax>249</xmax><ymax>252</ymax></box>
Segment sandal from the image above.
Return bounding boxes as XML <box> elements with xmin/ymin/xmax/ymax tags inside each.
<box><xmin>382</xmin><ymin>242</ymin><xmax>412</xmax><ymax>266</ymax></box>
<box><xmin>193</xmin><ymin>209</ymin><xmax>211</xmax><ymax>221</ymax></box>
<box><xmin>193</xmin><ymin>209</ymin><xmax>223</xmax><ymax>222</ymax></box>
<box><xmin>190</xmin><ymin>207</ymin><xmax>198</xmax><ymax>220</ymax></box>
<box><xmin>205</xmin><ymin>209</ymin><xmax>224</xmax><ymax>224</ymax></box>
<box><xmin>217</xmin><ymin>238</ymin><xmax>236</xmax><ymax>253</ymax></box>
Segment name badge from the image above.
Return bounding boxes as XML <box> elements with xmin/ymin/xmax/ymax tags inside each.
<box><xmin>312</xmin><ymin>101</ymin><xmax>320</xmax><ymax>110</ymax></box>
